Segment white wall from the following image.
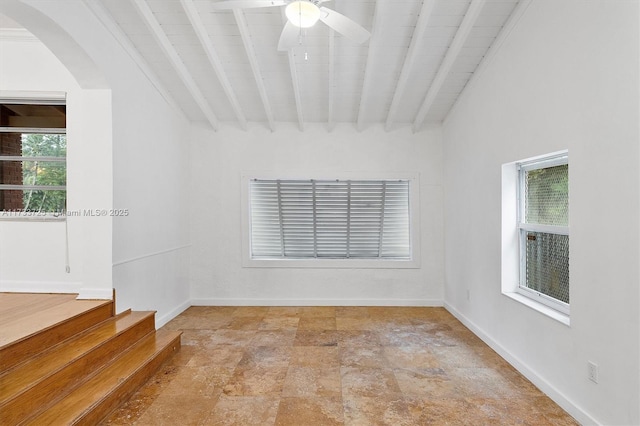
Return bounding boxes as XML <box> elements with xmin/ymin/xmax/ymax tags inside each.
<box><xmin>442</xmin><ymin>1</ymin><xmax>639</xmax><ymax>425</ymax></box>
<box><xmin>190</xmin><ymin>123</ymin><xmax>443</xmax><ymax>306</ymax></box>
<box><xmin>1</xmin><ymin>0</ymin><xmax>191</xmax><ymax>324</ymax></box>
<box><xmin>0</xmin><ymin>32</ymin><xmax>113</xmax><ymax>299</ymax></box>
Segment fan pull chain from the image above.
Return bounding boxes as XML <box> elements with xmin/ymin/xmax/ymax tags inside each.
<box><xmin>296</xmin><ymin>23</ymin><xmax>308</xmax><ymax>60</ymax></box>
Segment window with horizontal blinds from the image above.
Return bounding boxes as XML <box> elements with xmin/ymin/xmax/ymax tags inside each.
<box><xmin>0</xmin><ymin>101</ymin><xmax>67</xmax><ymax>215</ymax></box>
<box><xmin>249</xmin><ymin>179</ymin><xmax>411</xmax><ymax>260</ymax></box>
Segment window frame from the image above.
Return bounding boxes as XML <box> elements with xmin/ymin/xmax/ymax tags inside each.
<box><xmin>0</xmin><ymin>94</ymin><xmax>67</xmax><ymax>221</ymax></box>
<box><xmin>241</xmin><ymin>172</ymin><xmax>421</xmax><ymax>269</ymax></box>
<box><xmin>516</xmin><ymin>153</ymin><xmax>569</xmax><ymax>315</ymax></box>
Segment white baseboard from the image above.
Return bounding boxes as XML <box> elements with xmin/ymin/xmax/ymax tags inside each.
<box><xmin>156</xmin><ymin>299</ymin><xmax>191</xmax><ymax>328</ymax></box>
<box><xmin>444</xmin><ymin>302</ymin><xmax>599</xmax><ymax>426</ymax></box>
<box><xmin>77</xmin><ymin>287</ymin><xmax>113</xmax><ymax>300</ymax></box>
<box><xmin>190</xmin><ymin>298</ymin><xmax>443</xmax><ymax>307</ymax></box>
<box><xmin>0</xmin><ymin>280</ymin><xmax>82</xmax><ymax>294</ymax></box>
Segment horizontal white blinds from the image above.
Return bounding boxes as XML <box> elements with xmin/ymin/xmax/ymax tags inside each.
<box><xmin>250</xmin><ymin>179</ymin><xmax>411</xmax><ymax>259</ymax></box>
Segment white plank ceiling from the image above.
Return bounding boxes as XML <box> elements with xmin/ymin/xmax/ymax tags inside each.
<box><xmin>90</xmin><ymin>0</ymin><xmax>524</xmax><ymax>131</ymax></box>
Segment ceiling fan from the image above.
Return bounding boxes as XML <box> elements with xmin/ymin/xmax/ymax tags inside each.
<box><xmin>211</xmin><ymin>1</ymin><xmax>371</xmax><ymax>51</ymax></box>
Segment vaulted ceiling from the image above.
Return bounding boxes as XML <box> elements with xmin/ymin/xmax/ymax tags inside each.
<box><xmin>27</xmin><ymin>0</ymin><xmax>529</xmax><ymax>132</ymax></box>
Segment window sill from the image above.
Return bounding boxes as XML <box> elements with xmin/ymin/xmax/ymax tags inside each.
<box><xmin>503</xmin><ymin>291</ymin><xmax>570</xmax><ymax>326</ymax></box>
<box><xmin>243</xmin><ymin>257</ymin><xmax>420</xmax><ymax>269</ymax></box>
<box><xmin>0</xmin><ymin>214</ymin><xmax>65</xmax><ymax>222</ymax></box>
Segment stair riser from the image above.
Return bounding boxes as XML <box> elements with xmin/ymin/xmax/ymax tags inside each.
<box><xmin>73</xmin><ymin>334</ymin><xmax>181</xmax><ymax>426</ymax></box>
<box><xmin>0</xmin><ymin>315</ymin><xmax>156</xmax><ymax>426</ymax></box>
<box><xmin>1</xmin><ymin>303</ymin><xmax>114</xmax><ymax>372</ymax></box>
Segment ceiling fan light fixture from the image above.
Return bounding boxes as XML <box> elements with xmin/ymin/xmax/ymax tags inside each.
<box><xmin>285</xmin><ymin>1</ymin><xmax>320</xmax><ymax>28</ymax></box>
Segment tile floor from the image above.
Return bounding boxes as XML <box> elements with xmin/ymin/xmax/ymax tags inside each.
<box><xmin>102</xmin><ymin>306</ymin><xmax>578</xmax><ymax>425</ymax></box>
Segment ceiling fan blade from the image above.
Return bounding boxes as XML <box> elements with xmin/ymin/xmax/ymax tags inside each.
<box><xmin>210</xmin><ymin>0</ymin><xmax>287</xmax><ymax>10</ymax></box>
<box><xmin>278</xmin><ymin>20</ymin><xmax>300</xmax><ymax>51</ymax></box>
<box><xmin>318</xmin><ymin>7</ymin><xmax>370</xmax><ymax>44</ymax></box>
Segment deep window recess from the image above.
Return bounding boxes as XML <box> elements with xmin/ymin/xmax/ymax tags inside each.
<box><xmin>517</xmin><ymin>154</ymin><xmax>569</xmax><ymax>313</ymax></box>
<box><xmin>0</xmin><ymin>101</ymin><xmax>66</xmax><ymax>216</ymax></box>
<box><xmin>249</xmin><ymin>179</ymin><xmax>411</xmax><ymax>260</ymax></box>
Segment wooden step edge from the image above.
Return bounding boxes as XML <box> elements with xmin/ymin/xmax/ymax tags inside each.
<box><xmin>0</xmin><ymin>308</ymin><xmax>135</xmax><ymax>380</ymax></box>
<box><xmin>0</xmin><ymin>298</ymin><xmax>114</xmax><ymax>350</ymax></box>
<box><xmin>15</xmin><ymin>327</ymin><xmax>160</xmax><ymax>426</ymax></box>
<box><xmin>0</xmin><ymin>312</ymin><xmax>158</xmax><ymax>423</ymax></box>
<box><xmin>78</xmin><ymin>331</ymin><xmax>182</xmax><ymax>426</ymax></box>
<box><xmin>0</xmin><ymin>301</ymin><xmax>114</xmax><ymax>372</ymax></box>
<box><xmin>22</xmin><ymin>330</ymin><xmax>182</xmax><ymax>426</ymax></box>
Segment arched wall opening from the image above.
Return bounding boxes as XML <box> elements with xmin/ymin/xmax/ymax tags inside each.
<box><xmin>0</xmin><ymin>1</ymin><xmax>113</xmax><ymax>299</ymax></box>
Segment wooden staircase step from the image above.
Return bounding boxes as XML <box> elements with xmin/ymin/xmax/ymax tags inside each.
<box><xmin>0</xmin><ymin>293</ymin><xmax>77</xmax><ymax>322</ymax></box>
<box><xmin>0</xmin><ymin>298</ymin><xmax>113</xmax><ymax>372</ymax></box>
<box><xmin>0</xmin><ymin>311</ymin><xmax>157</xmax><ymax>426</ymax></box>
<box><xmin>24</xmin><ymin>329</ymin><xmax>182</xmax><ymax>426</ymax></box>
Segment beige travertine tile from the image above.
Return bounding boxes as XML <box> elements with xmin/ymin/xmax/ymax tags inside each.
<box><xmin>259</xmin><ymin>316</ymin><xmax>300</xmax><ymax>330</ymax></box>
<box><xmin>100</xmin><ymin>306</ymin><xmax>579</xmax><ymax>426</ymax></box>
<box><xmin>341</xmin><ymin>366</ymin><xmax>402</xmax><ymax>398</ymax></box>
<box><xmin>209</xmin><ymin>329</ymin><xmax>257</xmax><ymax>346</ymax></box>
<box><xmin>223</xmin><ymin>365</ymin><xmax>288</xmax><ymax>396</ymax></box>
<box><xmin>186</xmin><ymin>345</ymin><xmax>244</xmax><ymax>368</ymax></box>
<box><xmin>335</xmin><ymin>306</ymin><xmax>370</xmax><ymax>318</ymax></box>
<box><xmin>382</xmin><ymin>346</ymin><xmax>441</xmax><ymax>370</ymax></box>
<box><xmin>265</xmin><ymin>307</ymin><xmax>301</xmax><ymax>317</ymax></box>
<box><xmin>290</xmin><ymin>346</ymin><xmax>340</xmax><ymax>367</ymax></box>
<box><xmin>299</xmin><ymin>306</ymin><xmax>337</xmax><ymax>318</ymax></box>
<box><xmin>340</xmin><ymin>346</ymin><xmax>391</xmax><ymax>368</ymax></box>
<box><xmin>231</xmin><ymin>306</ymin><xmax>270</xmax><ymax>317</ymax></box>
<box><xmin>281</xmin><ymin>366</ymin><xmax>342</xmax><ymax>398</ymax></box>
<box><xmin>294</xmin><ymin>329</ymin><xmax>340</xmax><ymax>347</ymax></box>
<box><xmin>336</xmin><ymin>317</ymin><xmax>378</xmax><ymax>331</ymax></box>
<box><xmin>249</xmin><ymin>330</ymin><xmax>297</xmax><ymax>347</ymax></box>
<box><xmin>298</xmin><ymin>316</ymin><xmax>337</xmax><ymax>330</ymax></box>
<box><xmin>224</xmin><ymin>316</ymin><xmax>264</xmax><ymax>330</ymax></box>
<box><xmin>276</xmin><ymin>397</ymin><xmax>344</xmax><ymax>425</ymax></box>
<box><xmin>133</xmin><ymin>393</ymin><xmax>216</xmax><ymax>425</ymax></box>
<box><xmin>237</xmin><ymin>345</ymin><xmax>292</xmax><ymax>368</ymax></box>
<box><xmin>204</xmin><ymin>395</ymin><xmax>280</xmax><ymax>426</ymax></box>
<box><xmin>342</xmin><ymin>394</ymin><xmax>413</xmax><ymax>426</ymax></box>
<box><xmin>393</xmin><ymin>368</ymin><xmax>456</xmax><ymax>399</ymax></box>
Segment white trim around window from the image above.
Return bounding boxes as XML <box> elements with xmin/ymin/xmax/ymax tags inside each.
<box><xmin>241</xmin><ymin>172</ymin><xmax>421</xmax><ymax>269</ymax></box>
<box><xmin>502</xmin><ymin>150</ymin><xmax>570</xmax><ymax>325</ymax></box>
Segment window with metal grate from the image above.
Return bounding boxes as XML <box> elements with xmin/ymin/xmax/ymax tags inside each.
<box><xmin>249</xmin><ymin>179</ymin><xmax>411</xmax><ymax>260</ymax></box>
<box><xmin>517</xmin><ymin>154</ymin><xmax>569</xmax><ymax>313</ymax></box>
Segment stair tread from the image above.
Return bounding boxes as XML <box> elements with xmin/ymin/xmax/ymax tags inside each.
<box><xmin>0</xmin><ymin>310</ymin><xmax>156</xmax><ymax>403</ymax></box>
<box><xmin>0</xmin><ymin>293</ymin><xmax>76</xmax><ymax>322</ymax></box>
<box><xmin>0</xmin><ymin>298</ymin><xmax>112</xmax><ymax>349</ymax></box>
<box><xmin>25</xmin><ymin>329</ymin><xmax>182</xmax><ymax>426</ymax></box>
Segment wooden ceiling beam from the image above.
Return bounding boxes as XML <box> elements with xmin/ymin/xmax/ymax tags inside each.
<box><xmin>180</xmin><ymin>0</ymin><xmax>247</xmax><ymax>130</ymax></box>
<box><xmin>356</xmin><ymin>2</ymin><xmax>382</xmax><ymax>132</ymax></box>
<box><xmin>385</xmin><ymin>0</ymin><xmax>437</xmax><ymax>132</ymax></box>
<box><xmin>281</xmin><ymin>10</ymin><xmax>304</xmax><ymax>131</ymax></box>
<box><xmin>413</xmin><ymin>0</ymin><xmax>486</xmax><ymax>132</ymax></box>
<box><xmin>327</xmin><ymin>29</ymin><xmax>335</xmax><ymax>132</ymax></box>
<box><xmin>288</xmin><ymin>50</ymin><xmax>305</xmax><ymax>131</ymax></box>
<box><xmin>233</xmin><ymin>9</ymin><xmax>276</xmax><ymax>132</ymax></box>
<box><xmin>445</xmin><ymin>0</ymin><xmax>533</xmax><ymax>124</ymax></box>
<box><xmin>131</xmin><ymin>0</ymin><xmax>219</xmax><ymax>130</ymax></box>
<box><xmin>84</xmin><ymin>0</ymin><xmax>187</xmax><ymax>123</ymax></box>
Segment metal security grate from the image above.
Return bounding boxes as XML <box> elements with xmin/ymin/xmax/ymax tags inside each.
<box><xmin>524</xmin><ymin>164</ymin><xmax>568</xmax><ymax>226</ymax></box>
<box><xmin>518</xmin><ymin>156</ymin><xmax>569</xmax><ymax>310</ymax></box>
<box><xmin>250</xmin><ymin>179</ymin><xmax>410</xmax><ymax>260</ymax></box>
<box><xmin>524</xmin><ymin>231</ymin><xmax>569</xmax><ymax>303</ymax></box>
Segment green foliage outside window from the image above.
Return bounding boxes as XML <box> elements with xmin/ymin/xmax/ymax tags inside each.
<box><xmin>21</xmin><ymin>133</ymin><xmax>67</xmax><ymax>212</ymax></box>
